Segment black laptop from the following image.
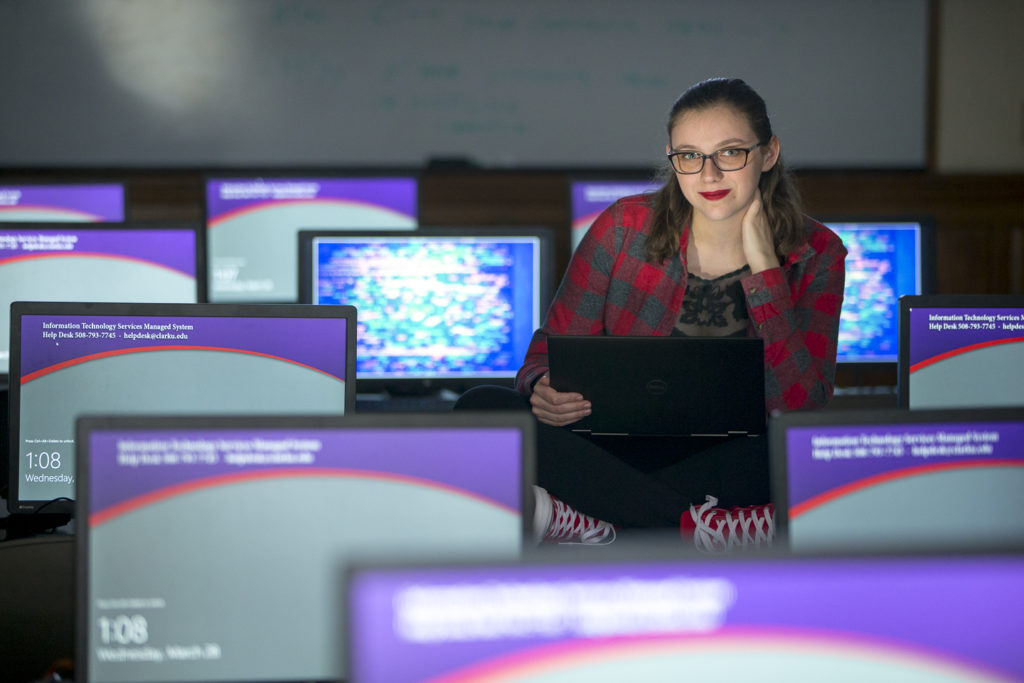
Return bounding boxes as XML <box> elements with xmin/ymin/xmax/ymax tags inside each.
<box><xmin>548</xmin><ymin>335</ymin><xmax>765</xmax><ymax>437</ymax></box>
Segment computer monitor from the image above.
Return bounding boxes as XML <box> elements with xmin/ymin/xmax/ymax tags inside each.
<box><xmin>898</xmin><ymin>294</ymin><xmax>1024</xmax><ymax>409</ymax></box>
<box><xmin>770</xmin><ymin>407</ymin><xmax>1024</xmax><ymax>553</ymax></box>
<box><xmin>824</xmin><ymin>218</ymin><xmax>934</xmax><ymax>365</ymax></box>
<box><xmin>204</xmin><ymin>174</ymin><xmax>419</xmax><ymax>303</ymax></box>
<box><xmin>298</xmin><ymin>226</ymin><xmax>554</xmax><ymax>396</ymax></box>
<box><xmin>568</xmin><ymin>177</ymin><xmax>661</xmax><ymax>252</ymax></box>
<box><xmin>76</xmin><ymin>412</ymin><xmax>532</xmax><ymax>683</ymax></box>
<box><xmin>0</xmin><ymin>182</ymin><xmax>126</xmax><ymax>222</ymax></box>
<box><xmin>0</xmin><ymin>222</ymin><xmax>205</xmax><ymax>377</ymax></box>
<box><xmin>7</xmin><ymin>302</ymin><xmax>356</xmax><ymax>518</ymax></box>
<box><xmin>346</xmin><ymin>552</ymin><xmax>1024</xmax><ymax>682</ymax></box>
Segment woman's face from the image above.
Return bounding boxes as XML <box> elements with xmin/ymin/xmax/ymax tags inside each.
<box><xmin>666</xmin><ymin>103</ymin><xmax>779</xmax><ymax>227</ymax></box>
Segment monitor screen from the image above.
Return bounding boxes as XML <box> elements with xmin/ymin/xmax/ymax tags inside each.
<box><xmin>299</xmin><ymin>226</ymin><xmax>554</xmax><ymax>395</ymax></box>
<box><xmin>898</xmin><ymin>294</ymin><xmax>1024</xmax><ymax>409</ymax></box>
<box><xmin>346</xmin><ymin>552</ymin><xmax>1024</xmax><ymax>682</ymax></box>
<box><xmin>770</xmin><ymin>407</ymin><xmax>1024</xmax><ymax>553</ymax></box>
<box><xmin>0</xmin><ymin>222</ymin><xmax>204</xmax><ymax>377</ymax></box>
<box><xmin>76</xmin><ymin>413</ymin><xmax>531</xmax><ymax>683</ymax></box>
<box><xmin>825</xmin><ymin>219</ymin><xmax>932</xmax><ymax>364</ymax></box>
<box><xmin>204</xmin><ymin>175</ymin><xmax>418</xmax><ymax>303</ymax></box>
<box><xmin>0</xmin><ymin>183</ymin><xmax>126</xmax><ymax>222</ymax></box>
<box><xmin>568</xmin><ymin>178</ymin><xmax>661</xmax><ymax>252</ymax></box>
<box><xmin>7</xmin><ymin>302</ymin><xmax>356</xmax><ymax>516</ymax></box>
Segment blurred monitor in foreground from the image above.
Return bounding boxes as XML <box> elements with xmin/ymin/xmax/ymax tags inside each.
<box><xmin>346</xmin><ymin>552</ymin><xmax>1024</xmax><ymax>682</ymax></box>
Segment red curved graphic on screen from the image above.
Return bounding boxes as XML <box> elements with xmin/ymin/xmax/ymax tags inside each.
<box><xmin>428</xmin><ymin>627</ymin><xmax>1013</xmax><ymax>683</ymax></box>
<box><xmin>0</xmin><ymin>205</ymin><xmax>107</xmax><ymax>221</ymax></box>
<box><xmin>207</xmin><ymin>198</ymin><xmax>413</xmax><ymax>227</ymax></box>
<box><xmin>909</xmin><ymin>338</ymin><xmax>1024</xmax><ymax>374</ymax></box>
<box><xmin>20</xmin><ymin>345</ymin><xmax>343</xmax><ymax>384</ymax></box>
<box><xmin>90</xmin><ymin>468</ymin><xmax>516</xmax><ymax>526</ymax></box>
<box><xmin>790</xmin><ymin>460</ymin><xmax>1024</xmax><ymax>518</ymax></box>
<box><xmin>0</xmin><ymin>251</ymin><xmax>192</xmax><ymax>276</ymax></box>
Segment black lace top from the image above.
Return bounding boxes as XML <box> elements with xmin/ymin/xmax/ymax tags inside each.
<box><xmin>673</xmin><ymin>265</ymin><xmax>751</xmax><ymax>338</ymax></box>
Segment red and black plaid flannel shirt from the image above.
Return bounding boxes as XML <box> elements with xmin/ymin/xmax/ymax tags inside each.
<box><xmin>516</xmin><ymin>194</ymin><xmax>847</xmax><ymax>413</ymax></box>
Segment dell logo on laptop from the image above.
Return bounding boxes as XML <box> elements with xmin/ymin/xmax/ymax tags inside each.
<box><xmin>645</xmin><ymin>379</ymin><xmax>669</xmax><ymax>396</ymax></box>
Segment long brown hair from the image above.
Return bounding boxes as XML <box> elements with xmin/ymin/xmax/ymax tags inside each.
<box><xmin>646</xmin><ymin>78</ymin><xmax>805</xmax><ymax>264</ymax></box>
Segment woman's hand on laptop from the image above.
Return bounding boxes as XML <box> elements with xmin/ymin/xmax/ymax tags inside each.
<box><xmin>530</xmin><ymin>374</ymin><xmax>592</xmax><ymax>427</ymax></box>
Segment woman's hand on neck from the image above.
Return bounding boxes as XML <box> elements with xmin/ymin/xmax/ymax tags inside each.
<box><xmin>739</xmin><ymin>192</ymin><xmax>778</xmax><ymax>275</ymax></box>
<box><xmin>688</xmin><ymin>192</ymin><xmax>778</xmax><ymax>277</ymax></box>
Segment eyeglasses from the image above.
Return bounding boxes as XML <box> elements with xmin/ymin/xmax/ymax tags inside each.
<box><xmin>667</xmin><ymin>143</ymin><xmax>761</xmax><ymax>175</ymax></box>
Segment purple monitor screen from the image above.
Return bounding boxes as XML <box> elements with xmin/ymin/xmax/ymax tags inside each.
<box><xmin>771</xmin><ymin>408</ymin><xmax>1024</xmax><ymax>553</ymax></box>
<box><xmin>204</xmin><ymin>176</ymin><xmax>418</xmax><ymax>303</ymax></box>
<box><xmin>299</xmin><ymin>227</ymin><xmax>553</xmax><ymax>394</ymax></box>
<box><xmin>0</xmin><ymin>183</ymin><xmax>126</xmax><ymax>222</ymax></box>
<box><xmin>77</xmin><ymin>414</ymin><xmax>529</xmax><ymax>683</ymax></box>
<box><xmin>569</xmin><ymin>180</ymin><xmax>660</xmax><ymax>252</ymax></box>
<box><xmin>898</xmin><ymin>295</ymin><xmax>1024</xmax><ymax>409</ymax></box>
<box><xmin>347</xmin><ymin>554</ymin><xmax>1024</xmax><ymax>682</ymax></box>
<box><xmin>825</xmin><ymin>220</ymin><xmax>928</xmax><ymax>363</ymax></box>
<box><xmin>8</xmin><ymin>303</ymin><xmax>355</xmax><ymax>515</ymax></box>
<box><xmin>0</xmin><ymin>223</ymin><xmax>202</xmax><ymax>375</ymax></box>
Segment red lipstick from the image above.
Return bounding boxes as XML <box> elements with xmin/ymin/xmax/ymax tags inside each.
<box><xmin>699</xmin><ymin>190</ymin><xmax>730</xmax><ymax>201</ymax></box>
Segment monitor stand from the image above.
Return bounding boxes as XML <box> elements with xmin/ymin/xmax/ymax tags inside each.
<box><xmin>0</xmin><ymin>497</ymin><xmax>74</xmax><ymax>541</ymax></box>
<box><xmin>355</xmin><ymin>388</ymin><xmax>461</xmax><ymax>412</ymax></box>
<box><xmin>0</xmin><ymin>511</ymin><xmax>73</xmax><ymax>541</ymax></box>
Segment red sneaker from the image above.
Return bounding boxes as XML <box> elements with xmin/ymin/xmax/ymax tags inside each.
<box><xmin>681</xmin><ymin>495</ymin><xmax>774</xmax><ymax>552</ymax></box>
<box><xmin>533</xmin><ymin>485</ymin><xmax>616</xmax><ymax>545</ymax></box>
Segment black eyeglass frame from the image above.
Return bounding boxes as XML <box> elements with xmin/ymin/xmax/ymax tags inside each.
<box><xmin>666</xmin><ymin>143</ymin><xmax>762</xmax><ymax>175</ymax></box>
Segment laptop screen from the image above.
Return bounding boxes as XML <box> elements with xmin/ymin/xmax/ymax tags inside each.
<box><xmin>0</xmin><ymin>183</ymin><xmax>126</xmax><ymax>222</ymax></box>
<box><xmin>8</xmin><ymin>302</ymin><xmax>355</xmax><ymax>515</ymax></box>
<box><xmin>76</xmin><ymin>413</ymin><xmax>531</xmax><ymax>683</ymax></box>
<box><xmin>204</xmin><ymin>175</ymin><xmax>418</xmax><ymax>303</ymax></box>
<box><xmin>898</xmin><ymin>294</ymin><xmax>1024</xmax><ymax>409</ymax></box>
<box><xmin>0</xmin><ymin>222</ymin><xmax>204</xmax><ymax>377</ymax></box>
<box><xmin>770</xmin><ymin>407</ymin><xmax>1024</xmax><ymax>553</ymax></box>
<box><xmin>346</xmin><ymin>552</ymin><xmax>1024</xmax><ymax>682</ymax></box>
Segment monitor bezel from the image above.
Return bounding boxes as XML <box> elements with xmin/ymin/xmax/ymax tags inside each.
<box><xmin>0</xmin><ymin>178</ymin><xmax>129</xmax><ymax>223</ymax></box>
<box><xmin>202</xmin><ymin>169</ymin><xmax>422</xmax><ymax>304</ymax></box>
<box><xmin>768</xmin><ymin>405</ymin><xmax>1024</xmax><ymax>551</ymax></box>
<box><xmin>74</xmin><ymin>411</ymin><xmax>535</xmax><ymax>683</ymax></box>
<box><xmin>7</xmin><ymin>301</ymin><xmax>357</xmax><ymax>517</ymax></box>
<box><xmin>297</xmin><ymin>225</ymin><xmax>556</xmax><ymax>397</ymax></box>
<box><xmin>820</xmin><ymin>215</ymin><xmax>936</xmax><ymax>378</ymax></box>
<box><xmin>896</xmin><ymin>293</ymin><xmax>1024</xmax><ymax>408</ymax></box>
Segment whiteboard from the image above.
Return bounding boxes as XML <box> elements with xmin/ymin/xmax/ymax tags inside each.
<box><xmin>0</xmin><ymin>0</ymin><xmax>929</xmax><ymax>169</ymax></box>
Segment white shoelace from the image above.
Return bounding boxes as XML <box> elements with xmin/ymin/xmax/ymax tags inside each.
<box><xmin>690</xmin><ymin>495</ymin><xmax>774</xmax><ymax>552</ymax></box>
<box><xmin>548</xmin><ymin>498</ymin><xmax>616</xmax><ymax>545</ymax></box>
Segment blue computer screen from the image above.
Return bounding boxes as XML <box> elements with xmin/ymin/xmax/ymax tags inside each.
<box><xmin>828</xmin><ymin>221</ymin><xmax>926</xmax><ymax>363</ymax></box>
<box><xmin>304</xmin><ymin>229</ymin><xmax>550</xmax><ymax>388</ymax></box>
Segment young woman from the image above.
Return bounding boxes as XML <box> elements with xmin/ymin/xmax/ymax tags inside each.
<box><xmin>457</xmin><ymin>77</ymin><xmax>847</xmax><ymax>550</ymax></box>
